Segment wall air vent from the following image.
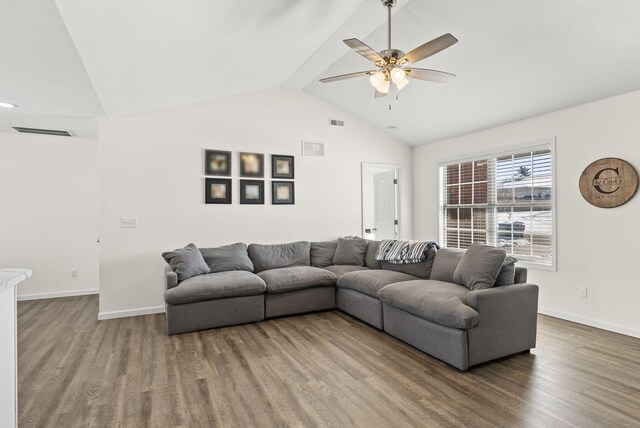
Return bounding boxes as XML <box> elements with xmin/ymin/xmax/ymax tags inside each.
<box><xmin>329</xmin><ymin>118</ymin><xmax>344</xmax><ymax>127</ymax></box>
<box><xmin>302</xmin><ymin>140</ymin><xmax>325</xmax><ymax>157</ymax></box>
<box><xmin>12</xmin><ymin>127</ymin><xmax>73</xmax><ymax>137</ymax></box>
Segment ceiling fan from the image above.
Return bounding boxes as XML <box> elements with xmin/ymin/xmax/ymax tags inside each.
<box><xmin>319</xmin><ymin>0</ymin><xmax>458</xmax><ymax>98</ymax></box>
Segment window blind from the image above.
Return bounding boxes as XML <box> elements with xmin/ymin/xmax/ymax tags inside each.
<box><xmin>439</xmin><ymin>144</ymin><xmax>554</xmax><ymax>266</ymax></box>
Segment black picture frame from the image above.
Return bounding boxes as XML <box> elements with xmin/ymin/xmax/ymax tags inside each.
<box><xmin>240</xmin><ymin>180</ymin><xmax>264</xmax><ymax>204</ymax></box>
<box><xmin>205</xmin><ymin>150</ymin><xmax>232</xmax><ymax>176</ymax></box>
<box><xmin>239</xmin><ymin>152</ymin><xmax>264</xmax><ymax>178</ymax></box>
<box><xmin>205</xmin><ymin>178</ymin><xmax>232</xmax><ymax>204</ymax></box>
<box><xmin>271</xmin><ymin>154</ymin><xmax>295</xmax><ymax>179</ymax></box>
<box><xmin>272</xmin><ymin>181</ymin><xmax>295</xmax><ymax>205</ymax></box>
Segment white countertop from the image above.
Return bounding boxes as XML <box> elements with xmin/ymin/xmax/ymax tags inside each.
<box><xmin>0</xmin><ymin>269</ymin><xmax>32</xmax><ymax>291</ymax></box>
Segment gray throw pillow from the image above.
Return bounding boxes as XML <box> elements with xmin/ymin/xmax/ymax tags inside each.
<box><xmin>453</xmin><ymin>243</ymin><xmax>507</xmax><ymax>290</ymax></box>
<box><xmin>162</xmin><ymin>243</ymin><xmax>210</xmax><ymax>282</ymax></box>
<box><xmin>494</xmin><ymin>255</ymin><xmax>518</xmax><ymax>286</ymax></box>
<box><xmin>310</xmin><ymin>240</ymin><xmax>338</xmax><ymax>268</ymax></box>
<box><xmin>248</xmin><ymin>241</ymin><xmax>310</xmax><ymax>273</ymax></box>
<box><xmin>430</xmin><ymin>248</ymin><xmax>464</xmax><ymax>283</ymax></box>
<box><xmin>333</xmin><ymin>237</ymin><xmax>368</xmax><ymax>266</ymax></box>
<box><xmin>380</xmin><ymin>245</ymin><xmax>437</xmax><ymax>279</ymax></box>
<box><xmin>364</xmin><ymin>241</ymin><xmax>382</xmax><ymax>269</ymax></box>
<box><xmin>199</xmin><ymin>242</ymin><xmax>254</xmax><ymax>273</ymax></box>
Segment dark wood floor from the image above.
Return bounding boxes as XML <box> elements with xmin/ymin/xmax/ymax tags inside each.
<box><xmin>17</xmin><ymin>295</ymin><xmax>640</xmax><ymax>428</ymax></box>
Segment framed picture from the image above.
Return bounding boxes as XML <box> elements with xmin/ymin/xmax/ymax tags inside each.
<box><xmin>240</xmin><ymin>152</ymin><xmax>264</xmax><ymax>177</ymax></box>
<box><xmin>205</xmin><ymin>178</ymin><xmax>232</xmax><ymax>204</ymax></box>
<box><xmin>272</xmin><ymin>181</ymin><xmax>295</xmax><ymax>205</ymax></box>
<box><xmin>205</xmin><ymin>150</ymin><xmax>231</xmax><ymax>176</ymax></box>
<box><xmin>271</xmin><ymin>155</ymin><xmax>295</xmax><ymax>179</ymax></box>
<box><xmin>240</xmin><ymin>180</ymin><xmax>264</xmax><ymax>204</ymax></box>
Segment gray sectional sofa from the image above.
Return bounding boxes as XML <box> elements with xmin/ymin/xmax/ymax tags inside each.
<box><xmin>162</xmin><ymin>238</ymin><xmax>539</xmax><ymax>371</ymax></box>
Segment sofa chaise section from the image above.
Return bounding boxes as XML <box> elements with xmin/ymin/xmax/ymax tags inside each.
<box><xmin>378</xmin><ymin>245</ymin><xmax>538</xmax><ymax>370</ymax></box>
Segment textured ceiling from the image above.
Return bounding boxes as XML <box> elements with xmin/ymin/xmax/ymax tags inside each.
<box><xmin>53</xmin><ymin>0</ymin><xmax>366</xmax><ymax>116</ymax></box>
<box><xmin>2</xmin><ymin>0</ymin><xmax>640</xmax><ymax>143</ymax></box>
<box><xmin>0</xmin><ymin>0</ymin><xmax>102</xmax><ymax>137</ymax></box>
<box><xmin>304</xmin><ymin>0</ymin><xmax>640</xmax><ymax>145</ymax></box>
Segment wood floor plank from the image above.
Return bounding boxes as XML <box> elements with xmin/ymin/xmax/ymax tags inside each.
<box><xmin>17</xmin><ymin>295</ymin><xmax>640</xmax><ymax>427</ymax></box>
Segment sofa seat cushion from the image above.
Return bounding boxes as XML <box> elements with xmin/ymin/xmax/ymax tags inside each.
<box><xmin>323</xmin><ymin>265</ymin><xmax>370</xmax><ymax>277</ymax></box>
<box><xmin>337</xmin><ymin>270</ymin><xmax>419</xmax><ymax>298</ymax></box>
<box><xmin>378</xmin><ymin>280</ymin><xmax>479</xmax><ymax>329</ymax></box>
<box><xmin>258</xmin><ymin>266</ymin><xmax>337</xmax><ymax>294</ymax></box>
<box><xmin>164</xmin><ymin>271</ymin><xmax>266</xmax><ymax>305</ymax></box>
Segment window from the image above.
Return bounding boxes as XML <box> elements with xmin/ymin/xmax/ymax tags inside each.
<box><xmin>439</xmin><ymin>141</ymin><xmax>555</xmax><ymax>268</ymax></box>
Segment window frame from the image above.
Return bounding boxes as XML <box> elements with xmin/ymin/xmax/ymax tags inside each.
<box><xmin>438</xmin><ymin>138</ymin><xmax>557</xmax><ymax>271</ymax></box>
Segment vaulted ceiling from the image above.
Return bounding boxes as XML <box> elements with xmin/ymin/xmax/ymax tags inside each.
<box><xmin>2</xmin><ymin>0</ymin><xmax>640</xmax><ymax>143</ymax></box>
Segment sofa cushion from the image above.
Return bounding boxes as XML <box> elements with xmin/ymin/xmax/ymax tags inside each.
<box><xmin>338</xmin><ymin>270</ymin><xmax>419</xmax><ymax>298</ymax></box>
<box><xmin>380</xmin><ymin>245</ymin><xmax>438</xmax><ymax>279</ymax></box>
<box><xmin>333</xmin><ymin>237</ymin><xmax>368</xmax><ymax>266</ymax></box>
<box><xmin>162</xmin><ymin>243</ymin><xmax>210</xmax><ymax>282</ymax></box>
<box><xmin>364</xmin><ymin>240</ymin><xmax>382</xmax><ymax>269</ymax></box>
<box><xmin>453</xmin><ymin>243</ymin><xmax>507</xmax><ymax>290</ymax></box>
<box><xmin>495</xmin><ymin>255</ymin><xmax>518</xmax><ymax>286</ymax></box>
<box><xmin>429</xmin><ymin>248</ymin><xmax>464</xmax><ymax>283</ymax></box>
<box><xmin>323</xmin><ymin>265</ymin><xmax>370</xmax><ymax>277</ymax></box>
<box><xmin>310</xmin><ymin>240</ymin><xmax>338</xmax><ymax>268</ymax></box>
<box><xmin>199</xmin><ymin>242</ymin><xmax>254</xmax><ymax>273</ymax></box>
<box><xmin>248</xmin><ymin>241</ymin><xmax>310</xmax><ymax>273</ymax></box>
<box><xmin>378</xmin><ymin>280</ymin><xmax>479</xmax><ymax>329</ymax></box>
<box><xmin>257</xmin><ymin>266</ymin><xmax>337</xmax><ymax>294</ymax></box>
<box><xmin>164</xmin><ymin>271</ymin><xmax>265</xmax><ymax>305</ymax></box>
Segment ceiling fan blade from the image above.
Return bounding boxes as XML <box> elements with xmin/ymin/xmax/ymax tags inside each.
<box><xmin>374</xmin><ymin>90</ymin><xmax>388</xmax><ymax>98</ymax></box>
<box><xmin>406</xmin><ymin>68</ymin><xmax>455</xmax><ymax>83</ymax></box>
<box><xmin>399</xmin><ymin>33</ymin><xmax>458</xmax><ymax>65</ymax></box>
<box><xmin>344</xmin><ymin>38</ymin><xmax>386</xmax><ymax>65</ymax></box>
<box><xmin>319</xmin><ymin>70</ymin><xmax>376</xmax><ymax>83</ymax></box>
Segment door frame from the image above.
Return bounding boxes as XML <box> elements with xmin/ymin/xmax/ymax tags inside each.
<box><xmin>361</xmin><ymin>162</ymin><xmax>402</xmax><ymax>240</ymax></box>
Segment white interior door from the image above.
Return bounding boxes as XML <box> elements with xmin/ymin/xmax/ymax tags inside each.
<box><xmin>373</xmin><ymin>170</ymin><xmax>397</xmax><ymax>240</ymax></box>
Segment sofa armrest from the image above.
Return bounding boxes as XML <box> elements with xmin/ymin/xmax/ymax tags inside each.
<box><xmin>465</xmin><ymin>283</ymin><xmax>539</xmax><ymax>367</ymax></box>
<box><xmin>165</xmin><ymin>264</ymin><xmax>179</xmax><ymax>291</ymax></box>
<box><xmin>467</xmin><ymin>283</ymin><xmax>538</xmax><ymax>311</ymax></box>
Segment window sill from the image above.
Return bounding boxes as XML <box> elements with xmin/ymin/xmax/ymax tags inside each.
<box><xmin>516</xmin><ymin>259</ymin><xmax>556</xmax><ymax>272</ymax></box>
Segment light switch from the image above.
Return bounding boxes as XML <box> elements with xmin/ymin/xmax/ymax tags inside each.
<box><xmin>121</xmin><ymin>217</ymin><xmax>138</xmax><ymax>228</ymax></box>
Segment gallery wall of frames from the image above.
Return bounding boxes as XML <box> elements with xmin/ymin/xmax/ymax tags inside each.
<box><xmin>204</xmin><ymin>150</ymin><xmax>295</xmax><ymax>205</ymax></box>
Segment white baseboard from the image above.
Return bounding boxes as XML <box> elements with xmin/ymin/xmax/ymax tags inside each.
<box><xmin>98</xmin><ymin>305</ymin><xmax>165</xmax><ymax>320</ymax></box>
<box><xmin>539</xmin><ymin>307</ymin><xmax>640</xmax><ymax>339</ymax></box>
<box><xmin>17</xmin><ymin>288</ymin><xmax>99</xmax><ymax>301</ymax></box>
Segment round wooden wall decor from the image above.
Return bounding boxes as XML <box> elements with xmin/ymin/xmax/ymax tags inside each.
<box><xmin>579</xmin><ymin>157</ymin><xmax>638</xmax><ymax>208</ymax></box>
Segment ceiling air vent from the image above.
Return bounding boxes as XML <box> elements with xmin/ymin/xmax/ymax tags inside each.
<box><xmin>302</xmin><ymin>141</ymin><xmax>325</xmax><ymax>157</ymax></box>
<box><xmin>329</xmin><ymin>118</ymin><xmax>344</xmax><ymax>127</ymax></box>
<box><xmin>13</xmin><ymin>126</ymin><xmax>73</xmax><ymax>137</ymax></box>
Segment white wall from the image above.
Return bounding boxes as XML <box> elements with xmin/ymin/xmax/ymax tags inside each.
<box><xmin>414</xmin><ymin>90</ymin><xmax>640</xmax><ymax>337</ymax></box>
<box><xmin>0</xmin><ymin>133</ymin><xmax>99</xmax><ymax>298</ymax></box>
<box><xmin>98</xmin><ymin>89</ymin><xmax>413</xmax><ymax>317</ymax></box>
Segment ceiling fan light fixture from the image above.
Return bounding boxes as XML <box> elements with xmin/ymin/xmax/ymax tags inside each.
<box><xmin>390</xmin><ymin>67</ymin><xmax>406</xmax><ymax>84</ymax></box>
<box><xmin>378</xmin><ymin>78</ymin><xmax>391</xmax><ymax>93</ymax></box>
<box><xmin>369</xmin><ymin>71</ymin><xmax>386</xmax><ymax>89</ymax></box>
<box><xmin>394</xmin><ymin>77</ymin><xmax>410</xmax><ymax>91</ymax></box>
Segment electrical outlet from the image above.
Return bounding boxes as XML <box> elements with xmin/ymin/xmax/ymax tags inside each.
<box><xmin>121</xmin><ymin>217</ymin><xmax>138</xmax><ymax>228</ymax></box>
<box><xmin>71</xmin><ymin>269</ymin><xmax>78</xmax><ymax>278</ymax></box>
<box><xmin>578</xmin><ymin>287</ymin><xmax>588</xmax><ymax>298</ymax></box>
